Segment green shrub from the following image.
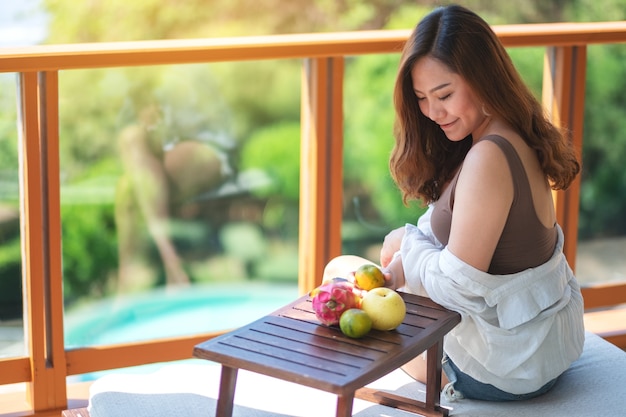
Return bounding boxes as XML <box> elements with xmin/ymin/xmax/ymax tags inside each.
<box><xmin>0</xmin><ymin>236</ymin><xmax>22</xmax><ymax>320</ymax></box>
<box><xmin>62</xmin><ymin>203</ymin><xmax>118</xmax><ymax>302</ymax></box>
<box><xmin>239</xmin><ymin>122</ymin><xmax>301</xmax><ymax>202</ymax></box>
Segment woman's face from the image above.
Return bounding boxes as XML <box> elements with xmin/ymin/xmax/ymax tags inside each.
<box><xmin>411</xmin><ymin>56</ymin><xmax>488</xmax><ymax>141</ymax></box>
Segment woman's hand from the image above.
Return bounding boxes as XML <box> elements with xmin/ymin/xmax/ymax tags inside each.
<box><xmin>382</xmin><ymin>254</ymin><xmax>406</xmax><ymax>290</ymax></box>
<box><xmin>380</xmin><ymin>226</ymin><xmax>406</xmax><ymax>267</ymax></box>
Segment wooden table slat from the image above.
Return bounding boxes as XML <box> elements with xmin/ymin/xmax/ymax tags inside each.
<box><xmin>403</xmin><ymin>295</ymin><xmax>451</xmax><ymax>311</ymax></box>
<box><xmin>258</xmin><ymin>315</ymin><xmax>406</xmax><ymax>353</ymax></box>
<box><xmin>398</xmin><ymin>315</ymin><xmax>435</xmax><ymax>330</ymax></box>
<box><xmin>236</xmin><ymin>327</ymin><xmax>378</xmax><ymax>367</ymax></box>
<box><xmin>218</xmin><ymin>334</ymin><xmax>364</xmax><ymax>376</ymax></box>
<box><xmin>202</xmin><ymin>344</ymin><xmax>356</xmax><ymax>392</ymax></box>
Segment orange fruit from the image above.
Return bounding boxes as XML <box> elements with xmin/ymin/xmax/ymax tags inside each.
<box><xmin>339</xmin><ymin>308</ymin><xmax>372</xmax><ymax>339</ymax></box>
<box><xmin>354</xmin><ymin>264</ymin><xmax>385</xmax><ymax>291</ymax></box>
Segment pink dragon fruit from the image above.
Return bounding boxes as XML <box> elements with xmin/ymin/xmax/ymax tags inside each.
<box><xmin>311</xmin><ymin>281</ymin><xmax>360</xmax><ymax>326</ymax></box>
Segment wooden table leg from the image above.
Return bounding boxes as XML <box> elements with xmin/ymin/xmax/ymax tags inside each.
<box><xmin>216</xmin><ymin>365</ymin><xmax>238</xmax><ymax>417</ymax></box>
<box><xmin>425</xmin><ymin>339</ymin><xmax>444</xmax><ymax>410</ymax></box>
<box><xmin>336</xmin><ymin>392</ymin><xmax>355</xmax><ymax>417</ymax></box>
<box><xmin>353</xmin><ymin>338</ymin><xmax>449</xmax><ymax>417</ymax></box>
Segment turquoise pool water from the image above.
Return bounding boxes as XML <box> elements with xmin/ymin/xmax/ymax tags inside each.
<box><xmin>65</xmin><ymin>283</ymin><xmax>299</xmax><ymax>381</ymax></box>
<box><xmin>65</xmin><ymin>283</ymin><xmax>299</xmax><ymax>347</ymax></box>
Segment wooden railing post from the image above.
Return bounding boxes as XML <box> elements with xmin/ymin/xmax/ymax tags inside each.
<box><xmin>18</xmin><ymin>70</ymin><xmax>67</xmax><ymax>413</ymax></box>
<box><xmin>542</xmin><ymin>45</ymin><xmax>587</xmax><ymax>270</ymax></box>
<box><xmin>40</xmin><ymin>70</ymin><xmax>68</xmax><ymax>412</ymax></box>
<box><xmin>298</xmin><ymin>57</ymin><xmax>345</xmax><ymax>294</ymax></box>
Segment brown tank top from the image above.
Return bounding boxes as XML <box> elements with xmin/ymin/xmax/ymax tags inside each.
<box><xmin>430</xmin><ymin>135</ymin><xmax>557</xmax><ymax>274</ymax></box>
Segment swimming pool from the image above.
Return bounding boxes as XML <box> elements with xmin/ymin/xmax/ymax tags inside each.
<box><xmin>64</xmin><ymin>282</ymin><xmax>299</xmax><ymax>381</ymax></box>
<box><xmin>65</xmin><ymin>282</ymin><xmax>299</xmax><ymax>347</ymax></box>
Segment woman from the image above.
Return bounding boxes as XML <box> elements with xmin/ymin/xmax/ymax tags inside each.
<box><xmin>327</xmin><ymin>4</ymin><xmax>584</xmax><ymax>402</ymax></box>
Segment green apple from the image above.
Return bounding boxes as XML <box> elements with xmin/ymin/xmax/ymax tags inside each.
<box><xmin>360</xmin><ymin>287</ymin><xmax>406</xmax><ymax>331</ymax></box>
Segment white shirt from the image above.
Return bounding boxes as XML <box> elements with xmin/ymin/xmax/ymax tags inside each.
<box><xmin>399</xmin><ymin>206</ymin><xmax>585</xmax><ymax>394</ymax></box>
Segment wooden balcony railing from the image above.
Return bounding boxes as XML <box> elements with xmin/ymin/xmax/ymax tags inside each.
<box><xmin>1</xmin><ymin>21</ymin><xmax>626</xmax><ymax>416</ymax></box>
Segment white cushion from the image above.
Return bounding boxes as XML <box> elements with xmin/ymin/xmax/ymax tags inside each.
<box><xmin>88</xmin><ymin>332</ymin><xmax>626</xmax><ymax>416</ymax></box>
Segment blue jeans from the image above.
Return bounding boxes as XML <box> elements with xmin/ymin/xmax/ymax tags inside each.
<box><xmin>441</xmin><ymin>355</ymin><xmax>558</xmax><ymax>402</ymax></box>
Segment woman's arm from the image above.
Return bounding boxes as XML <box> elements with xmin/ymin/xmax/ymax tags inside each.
<box><xmin>398</xmin><ymin>140</ymin><xmax>514</xmax><ymax>296</ymax></box>
<box><xmin>380</xmin><ymin>227</ymin><xmax>405</xmax><ymax>268</ymax></box>
<box><xmin>382</xmin><ymin>205</ymin><xmax>439</xmax><ymax>291</ymax></box>
<box><xmin>447</xmin><ymin>140</ymin><xmax>513</xmax><ymax>271</ymax></box>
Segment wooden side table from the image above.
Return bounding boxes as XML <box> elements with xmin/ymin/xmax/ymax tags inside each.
<box><xmin>194</xmin><ymin>291</ymin><xmax>460</xmax><ymax>417</ymax></box>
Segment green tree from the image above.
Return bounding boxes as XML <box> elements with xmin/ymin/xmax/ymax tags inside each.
<box><xmin>0</xmin><ymin>75</ymin><xmax>23</xmax><ymax>319</ymax></box>
<box><xmin>240</xmin><ymin>122</ymin><xmax>301</xmax><ymax>202</ymax></box>
<box><xmin>344</xmin><ymin>52</ymin><xmax>425</xmax><ymax>226</ymax></box>
<box><xmin>578</xmin><ymin>43</ymin><xmax>626</xmax><ymax>238</ymax></box>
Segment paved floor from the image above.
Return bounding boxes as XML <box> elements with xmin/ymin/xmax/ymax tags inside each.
<box><xmin>576</xmin><ymin>237</ymin><xmax>626</xmax><ymax>285</ymax></box>
<box><xmin>0</xmin><ymin>321</ymin><xmax>24</xmax><ymax>358</ymax></box>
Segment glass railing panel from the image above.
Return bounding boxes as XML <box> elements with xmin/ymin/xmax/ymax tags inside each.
<box><xmin>508</xmin><ymin>47</ymin><xmax>545</xmax><ymax>99</ymax></box>
<box><xmin>0</xmin><ymin>72</ymin><xmax>25</xmax><ymax>360</ymax></box>
<box><xmin>577</xmin><ymin>44</ymin><xmax>626</xmax><ymax>288</ymax></box>
<box><xmin>60</xmin><ymin>60</ymin><xmax>302</xmax><ymax>350</ymax></box>
<box><xmin>342</xmin><ymin>53</ymin><xmax>426</xmax><ymax>261</ymax></box>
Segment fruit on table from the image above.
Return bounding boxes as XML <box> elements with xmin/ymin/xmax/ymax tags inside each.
<box><xmin>309</xmin><ymin>277</ymin><xmax>354</xmax><ymax>297</ymax></box>
<box><xmin>339</xmin><ymin>308</ymin><xmax>372</xmax><ymax>339</ymax></box>
<box><xmin>312</xmin><ymin>281</ymin><xmax>361</xmax><ymax>326</ymax></box>
<box><xmin>360</xmin><ymin>287</ymin><xmax>406</xmax><ymax>331</ymax></box>
<box><xmin>354</xmin><ymin>264</ymin><xmax>385</xmax><ymax>291</ymax></box>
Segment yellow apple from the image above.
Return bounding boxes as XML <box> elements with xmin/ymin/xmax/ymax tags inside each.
<box><xmin>360</xmin><ymin>287</ymin><xmax>406</xmax><ymax>331</ymax></box>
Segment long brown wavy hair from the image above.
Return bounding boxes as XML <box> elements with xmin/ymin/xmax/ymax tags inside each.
<box><xmin>390</xmin><ymin>4</ymin><xmax>580</xmax><ymax>205</ymax></box>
